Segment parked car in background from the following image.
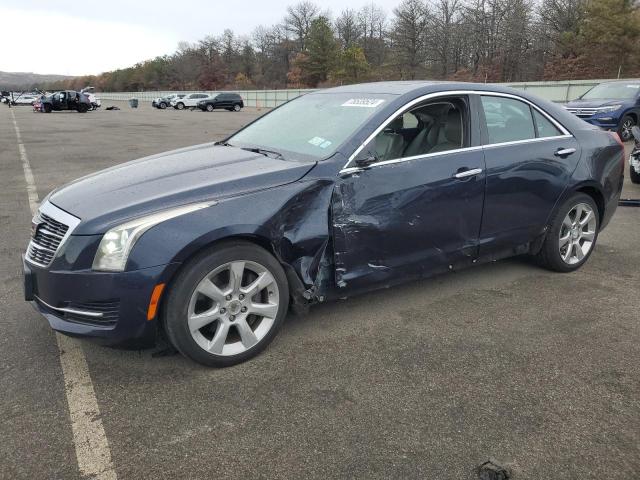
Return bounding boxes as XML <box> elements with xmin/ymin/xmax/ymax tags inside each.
<box><xmin>12</xmin><ymin>94</ymin><xmax>39</xmax><ymax>106</ymax></box>
<box><xmin>630</xmin><ymin>126</ymin><xmax>640</xmax><ymax>184</ymax></box>
<box><xmin>40</xmin><ymin>90</ymin><xmax>92</xmax><ymax>113</ymax></box>
<box><xmin>23</xmin><ymin>82</ymin><xmax>624</xmax><ymax>367</ymax></box>
<box><xmin>564</xmin><ymin>80</ymin><xmax>640</xmax><ymax>141</ymax></box>
<box><xmin>172</xmin><ymin>93</ymin><xmax>210</xmax><ymax>110</ymax></box>
<box><xmin>80</xmin><ymin>87</ymin><xmax>101</xmax><ymax>110</ymax></box>
<box><xmin>197</xmin><ymin>93</ymin><xmax>244</xmax><ymax>112</ymax></box>
<box><xmin>153</xmin><ymin>93</ymin><xmax>186</xmax><ymax>109</ymax></box>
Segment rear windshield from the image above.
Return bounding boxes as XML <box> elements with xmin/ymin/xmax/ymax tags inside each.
<box><xmin>582</xmin><ymin>83</ymin><xmax>640</xmax><ymax>100</ymax></box>
<box><xmin>228</xmin><ymin>92</ymin><xmax>394</xmax><ymax>160</ymax></box>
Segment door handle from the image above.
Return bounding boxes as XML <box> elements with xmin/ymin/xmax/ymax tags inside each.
<box><xmin>555</xmin><ymin>148</ymin><xmax>576</xmax><ymax>157</ymax></box>
<box><xmin>454</xmin><ymin>168</ymin><xmax>483</xmax><ymax>179</ymax></box>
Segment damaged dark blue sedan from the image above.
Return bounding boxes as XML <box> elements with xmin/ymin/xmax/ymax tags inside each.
<box><xmin>24</xmin><ymin>82</ymin><xmax>625</xmax><ymax>366</ymax></box>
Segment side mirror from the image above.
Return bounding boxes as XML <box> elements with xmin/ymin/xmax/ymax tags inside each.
<box><xmin>354</xmin><ymin>152</ymin><xmax>379</xmax><ymax>168</ymax></box>
<box><xmin>631</xmin><ymin>125</ymin><xmax>640</xmax><ymax>142</ymax></box>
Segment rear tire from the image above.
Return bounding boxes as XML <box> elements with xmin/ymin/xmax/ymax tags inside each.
<box><xmin>233</xmin><ymin>104</ymin><xmax>241</xmax><ymax>112</ymax></box>
<box><xmin>163</xmin><ymin>241</ymin><xmax>289</xmax><ymax>367</ymax></box>
<box><xmin>536</xmin><ymin>192</ymin><xmax>599</xmax><ymax>272</ymax></box>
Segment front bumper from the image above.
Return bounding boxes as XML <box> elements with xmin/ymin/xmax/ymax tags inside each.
<box><xmin>23</xmin><ymin>255</ymin><xmax>179</xmax><ymax>348</ymax></box>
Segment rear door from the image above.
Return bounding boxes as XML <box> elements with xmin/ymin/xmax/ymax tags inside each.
<box><xmin>477</xmin><ymin>94</ymin><xmax>582</xmax><ymax>256</ymax></box>
<box><xmin>221</xmin><ymin>94</ymin><xmax>232</xmax><ymax>108</ymax></box>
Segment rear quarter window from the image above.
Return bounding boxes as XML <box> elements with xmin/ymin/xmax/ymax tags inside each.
<box><xmin>533</xmin><ymin>109</ymin><xmax>563</xmax><ymax>138</ymax></box>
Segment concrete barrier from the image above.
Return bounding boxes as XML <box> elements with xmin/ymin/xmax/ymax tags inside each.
<box><xmin>95</xmin><ymin>79</ymin><xmax>638</xmax><ymax>106</ymax></box>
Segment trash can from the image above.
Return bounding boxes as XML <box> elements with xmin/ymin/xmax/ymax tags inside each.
<box><xmin>129</xmin><ymin>98</ymin><xmax>138</xmax><ymax>108</ymax></box>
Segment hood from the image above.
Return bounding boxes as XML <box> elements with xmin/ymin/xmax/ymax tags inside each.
<box><xmin>565</xmin><ymin>98</ymin><xmax>628</xmax><ymax>108</ymax></box>
<box><xmin>50</xmin><ymin>143</ymin><xmax>316</xmax><ymax>234</ymax></box>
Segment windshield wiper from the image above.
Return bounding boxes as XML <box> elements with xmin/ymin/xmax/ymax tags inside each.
<box><xmin>240</xmin><ymin>147</ymin><xmax>284</xmax><ymax>159</ymax></box>
<box><xmin>215</xmin><ymin>141</ymin><xmax>234</xmax><ymax>147</ymax></box>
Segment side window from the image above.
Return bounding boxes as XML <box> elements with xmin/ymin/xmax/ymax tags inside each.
<box><xmin>361</xmin><ymin>98</ymin><xmax>468</xmax><ymax>163</ymax></box>
<box><xmin>533</xmin><ymin>109</ymin><xmax>562</xmax><ymax>138</ymax></box>
<box><xmin>481</xmin><ymin>96</ymin><xmax>535</xmax><ymax>144</ymax></box>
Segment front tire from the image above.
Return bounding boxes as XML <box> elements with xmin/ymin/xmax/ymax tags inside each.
<box><xmin>206</xmin><ymin>104</ymin><xmax>214</xmax><ymax>112</ymax></box>
<box><xmin>536</xmin><ymin>193</ymin><xmax>599</xmax><ymax>272</ymax></box>
<box><xmin>163</xmin><ymin>241</ymin><xmax>289</xmax><ymax>367</ymax></box>
<box><xmin>159</xmin><ymin>102</ymin><xmax>167</xmax><ymax>109</ymax></box>
<box><xmin>176</xmin><ymin>102</ymin><xmax>185</xmax><ymax>110</ymax></box>
<box><xmin>618</xmin><ymin>115</ymin><xmax>635</xmax><ymax>142</ymax></box>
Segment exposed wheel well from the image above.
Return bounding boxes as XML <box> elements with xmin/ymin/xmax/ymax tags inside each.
<box><xmin>575</xmin><ymin>186</ymin><xmax>605</xmax><ymax>225</ymax></box>
<box><xmin>625</xmin><ymin>111</ymin><xmax>637</xmax><ymax>124</ymax></box>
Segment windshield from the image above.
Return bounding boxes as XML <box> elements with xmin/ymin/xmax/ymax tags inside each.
<box><xmin>228</xmin><ymin>92</ymin><xmax>395</xmax><ymax>160</ymax></box>
<box><xmin>582</xmin><ymin>83</ymin><xmax>640</xmax><ymax>100</ymax></box>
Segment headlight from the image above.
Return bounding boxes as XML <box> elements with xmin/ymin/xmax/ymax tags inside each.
<box><xmin>598</xmin><ymin>105</ymin><xmax>622</xmax><ymax>113</ymax></box>
<box><xmin>92</xmin><ymin>202</ymin><xmax>213</xmax><ymax>271</ymax></box>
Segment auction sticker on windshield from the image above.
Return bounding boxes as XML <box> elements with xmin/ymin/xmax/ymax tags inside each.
<box><xmin>341</xmin><ymin>98</ymin><xmax>385</xmax><ymax>108</ymax></box>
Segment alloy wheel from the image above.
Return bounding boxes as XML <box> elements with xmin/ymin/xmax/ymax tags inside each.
<box><xmin>187</xmin><ymin>260</ymin><xmax>279</xmax><ymax>356</ymax></box>
<box><xmin>558</xmin><ymin>203</ymin><xmax>597</xmax><ymax>265</ymax></box>
<box><xmin>621</xmin><ymin>119</ymin><xmax>634</xmax><ymax>141</ymax></box>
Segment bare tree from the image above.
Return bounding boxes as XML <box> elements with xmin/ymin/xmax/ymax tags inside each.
<box><xmin>390</xmin><ymin>0</ymin><xmax>428</xmax><ymax>79</ymax></box>
<box><xmin>428</xmin><ymin>0</ymin><xmax>463</xmax><ymax>77</ymax></box>
<box><xmin>284</xmin><ymin>1</ymin><xmax>321</xmax><ymax>51</ymax></box>
<box><xmin>358</xmin><ymin>3</ymin><xmax>388</xmax><ymax>67</ymax></box>
<box><xmin>336</xmin><ymin>9</ymin><xmax>362</xmax><ymax>48</ymax></box>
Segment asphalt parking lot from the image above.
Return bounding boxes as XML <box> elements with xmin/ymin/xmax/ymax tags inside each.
<box><xmin>1</xmin><ymin>102</ymin><xmax>639</xmax><ymax>480</ymax></box>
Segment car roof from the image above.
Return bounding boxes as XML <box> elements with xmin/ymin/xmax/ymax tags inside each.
<box><xmin>320</xmin><ymin>80</ymin><xmax>590</xmax><ymax>133</ymax></box>
<box><xmin>321</xmin><ymin>80</ymin><xmax>530</xmax><ymax>96</ymax></box>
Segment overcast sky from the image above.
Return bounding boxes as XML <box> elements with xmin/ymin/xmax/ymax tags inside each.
<box><xmin>0</xmin><ymin>0</ymin><xmax>399</xmax><ymax>76</ymax></box>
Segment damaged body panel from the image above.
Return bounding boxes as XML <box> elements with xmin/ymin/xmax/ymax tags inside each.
<box><xmin>332</xmin><ymin>147</ymin><xmax>486</xmax><ymax>292</ymax></box>
<box><xmin>24</xmin><ymin>81</ymin><xmax>624</xmax><ymax>355</ymax></box>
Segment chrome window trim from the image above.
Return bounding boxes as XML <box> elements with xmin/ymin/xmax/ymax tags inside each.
<box><xmin>25</xmin><ymin>200</ymin><xmax>81</xmax><ymax>268</ymax></box>
<box><xmin>34</xmin><ymin>295</ymin><xmax>104</xmax><ymax>318</ymax></box>
<box><xmin>339</xmin><ymin>90</ymin><xmax>573</xmax><ymax>174</ymax></box>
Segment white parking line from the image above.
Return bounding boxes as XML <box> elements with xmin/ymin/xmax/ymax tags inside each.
<box><xmin>10</xmin><ymin>109</ymin><xmax>118</xmax><ymax>480</ymax></box>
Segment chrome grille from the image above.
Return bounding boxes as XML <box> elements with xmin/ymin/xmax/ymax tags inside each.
<box><xmin>565</xmin><ymin>108</ymin><xmax>597</xmax><ymax>118</ymax></box>
<box><xmin>26</xmin><ymin>201</ymin><xmax>80</xmax><ymax>268</ymax></box>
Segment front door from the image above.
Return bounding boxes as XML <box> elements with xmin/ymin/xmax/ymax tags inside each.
<box><xmin>331</xmin><ymin>95</ymin><xmax>486</xmax><ymax>293</ymax></box>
